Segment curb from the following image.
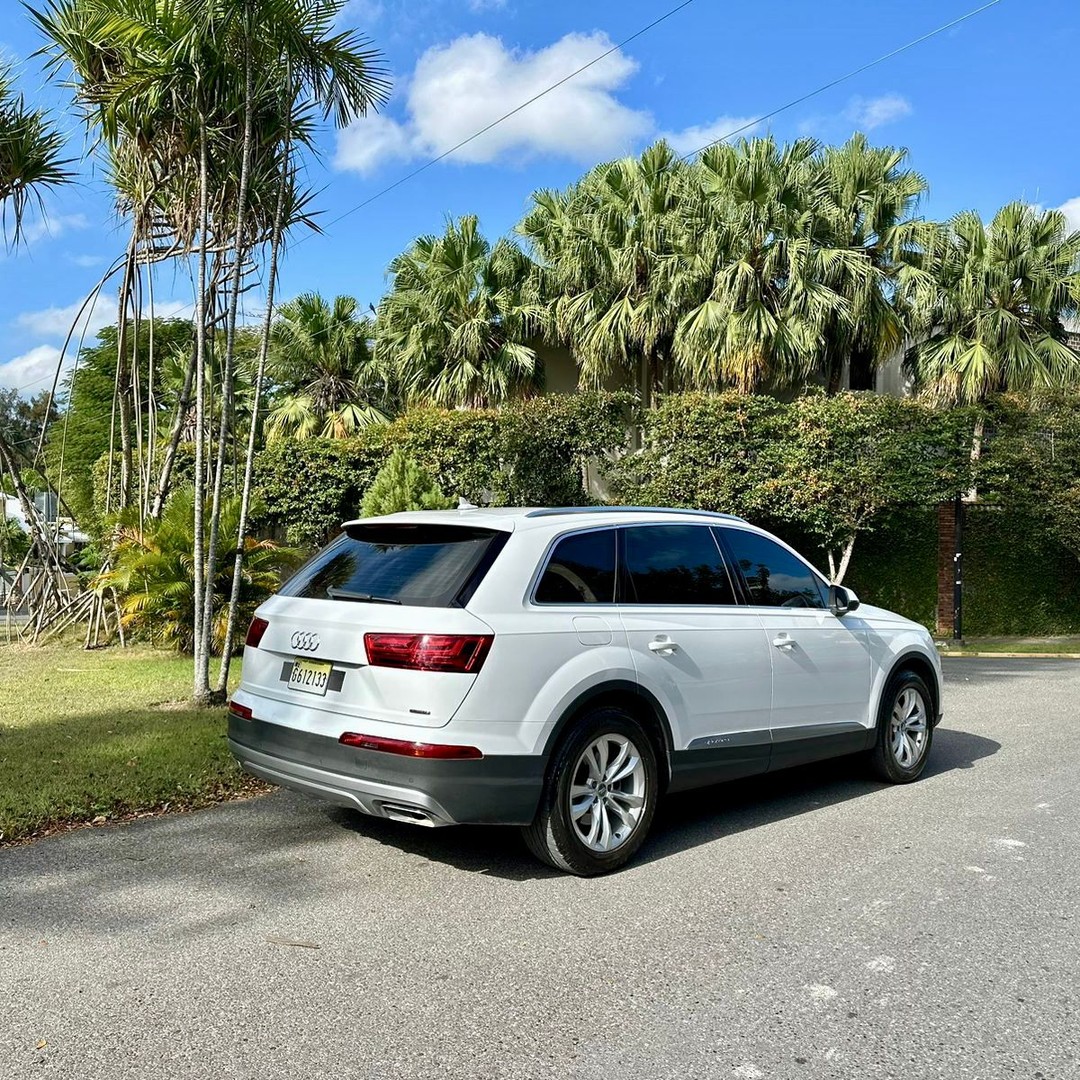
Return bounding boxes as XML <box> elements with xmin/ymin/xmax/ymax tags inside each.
<box><xmin>937</xmin><ymin>651</ymin><xmax>1080</xmax><ymax>659</ymax></box>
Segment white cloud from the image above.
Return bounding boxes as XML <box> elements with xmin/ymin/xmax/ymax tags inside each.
<box><xmin>469</xmin><ymin>0</ymin><xmax>507</xmax><ymax>10</ymax></box>
<box><xmin>660</xmin><ymin>115</ymin><xmax>761</xmax><ymax>156</ymax></box>
<box><xmin>845</xmin><ymin>93</ymin><xmax>912</xmax><ymax>131</ymax></box>
<box><xmin>67</xmin><ymin>253</ymin><xmax>108</xmax><ymax>269</ymax></box>
<box><xmin>1057</xmin><ymin>197</ymin><xmax>1080</xmax><ymax>232</ymax></box>
<box><xmin>15</xmin><ymin>213</ymin><xmax>89</xmax><ymax>246</ymax></box>
<box><xmin>335</xmin><ymin>31</ymin><xmax>651</xmax><ymax>174</ymax></box>
<box><xmin>14</xmin><ymin>296</ymin><xmax>192</xmax><ymax>340</ymax></box>
<box><xmin>341</xmin><ymin>0</ymin><xmax>385</xmax><ymax>21</ymax></box>
<box><xmin>0</xmin><ymin>345</ymin><xmax>64</xmax><ymax>392</ymax></box>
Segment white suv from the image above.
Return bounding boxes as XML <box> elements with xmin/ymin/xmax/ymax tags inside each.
<box><xmin>228</xmin><ymin>507</ymin><xmax>942</xmax><ymax>875</ymax></box>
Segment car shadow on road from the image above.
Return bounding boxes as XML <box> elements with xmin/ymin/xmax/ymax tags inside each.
<box><xmin>323</xmin><ymin>725</ymin><xmax>1001</xmax><ymax>881</ymax></box>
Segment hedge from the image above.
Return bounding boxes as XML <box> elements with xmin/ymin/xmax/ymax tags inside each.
<box><xmin>253</xmin><ymin>392</ymin><xmax>633</xmax><ymax>545</ymax></box>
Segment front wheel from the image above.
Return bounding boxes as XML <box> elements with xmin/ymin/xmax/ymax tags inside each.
<box><xmin>868</xmin><ymin>670</ymin><xmax>934</xmax><ymax>783</ymax></box>
<box><xmin>523</xmin><ymin>708</ymin><xmax>660</xmax><ymax>876</ymax></box>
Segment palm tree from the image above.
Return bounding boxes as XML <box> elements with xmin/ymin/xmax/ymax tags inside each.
<box><xmin>265</xmin><ymin>293</ymin><xmax>391</xmax><ymax>439</ymax></box>
<box><xmin>520</xmin><ymin>142</ymin><xmax>689</xmax><ymax>405</ymax></box>
<box><xmin>903</xmin><ymin>202</ymin><xmax>1080</xmax><ymax>404</ymax></box>
<box><xmin>0</xmin><ymin>59</ymin><xmax>71</xmax><ymax>588</ymax></box>
<box><xmin>378</xmin><ymin>215</ymin><xmax>543</xmax><ymax>408</ymax></box>
<box><xmin>813</xmin><ymin>134</ymin><xmax>930</xmax><ymax>392</ymax></box>
<box><xmin>0</xmin><ymin>61</ymin><xmax>71</xmax><ymax>241</ymax></box>
<box><xmin>673</xmin><ymin>136</ymin><xmax>859</xmax><ymax>393</ymax></box>
<box><xmin>96</xmin><ymin>487</ymin><xmax>299</xmax><ymax>654</ymax></box>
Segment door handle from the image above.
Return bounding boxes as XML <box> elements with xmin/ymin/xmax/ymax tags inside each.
<box><xmin>772</xmin><ymin>634</ymin><xmax>796</xmax><ymax>650</ymax></box>
<box><xmin>648</xmin><ymin>637</ymin><xmax>679</xmax><ymax>654</ymax></box>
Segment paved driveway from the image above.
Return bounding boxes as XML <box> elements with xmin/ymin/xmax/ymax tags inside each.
<box><xmin>2</xmin><ymin>659</ymin><xmax>1078</xmax><ymax>1080</ymax></box>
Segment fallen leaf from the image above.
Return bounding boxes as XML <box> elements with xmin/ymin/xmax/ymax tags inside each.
<box><xmin>35</xmin><ymin>1040</ymin><xmax>47</xmax><ymax>1050</ymax></box>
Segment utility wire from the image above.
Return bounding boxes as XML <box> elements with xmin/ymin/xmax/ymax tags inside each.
<box><xmin>681</xmin><ymin>0</ymin><xmax>1007</xmax><ymax>159</ymax></box>
<box><xmin>310</xmin><ymin>0</ymin><xmax>697</xmax><ymax>235</ymax></box>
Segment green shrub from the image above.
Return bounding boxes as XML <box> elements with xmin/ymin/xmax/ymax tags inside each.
<box><xmin>255</xmin><ymin>392</ymin><xmax>633</xmax><ymax>546</ymax></box>
<box><xmin>361</xmin><ymin>450</ymin><xmax>454</xmax><ymax>516</ymax></box>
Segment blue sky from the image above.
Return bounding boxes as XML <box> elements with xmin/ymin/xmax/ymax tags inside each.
<box><xmin>2</xmin><ymin>0</ymin><xmax>1078</xmax><ymax>396</ymax></box>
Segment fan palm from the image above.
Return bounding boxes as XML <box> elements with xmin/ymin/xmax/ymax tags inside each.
<box><xmin>266</xmin><ymin>293</ymin><xmax>391</xmax><ymax>439</ymax></box>
<box><xmin>520</xmin><ymin>141</ymin><xmax>689</xmax><ymax>403</ymax></box>
<box><xmin>378</xmin><ymin>215</ymin><xmax>543</xmax><ymax>408</ymax></box>
<box><xmin>903</xmin><ymin>202</ymin><xmax>1080</xmax><ymax>404</ymax></box>
<box><xmin>813</xmin><ymin>133</ymin><xmax>930</xmax><ymax>391</ymax></box>
<box><xmin>674</xmin><ymin>136</ymin><xmax>860</xmax><ymax>393</ymax></box>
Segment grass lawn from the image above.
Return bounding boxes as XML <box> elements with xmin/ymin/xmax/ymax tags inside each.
<box><xmin>0</xmin><ymin>643</ymin><xmax>265</xmax><ymax>844</ymax></box>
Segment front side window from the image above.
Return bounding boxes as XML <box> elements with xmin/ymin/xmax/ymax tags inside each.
<box><xmin>720</xmin><ymin>528</ymin><xmax>826</xmax><ymax>609</ymax></box>
<box><xmin>622</xmin><ymin>525</ymin><xmax>736</xmax><ymax>605</ymax></box>
<box><xmin>535</xmin><ymin>529</ymin><xmax>617</xmax><ymax>604</ymax></box>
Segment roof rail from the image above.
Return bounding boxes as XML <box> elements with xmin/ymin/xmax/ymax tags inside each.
<box><xmin>524</xmin><ymin>506</ymin><xmax>746</xmax><ymax>523</ymax></box>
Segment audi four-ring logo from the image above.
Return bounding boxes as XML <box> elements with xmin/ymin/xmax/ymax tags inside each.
<box><xmin>291</xmin><ymin>631</ymin><xmax>320</xmax><ymax>652</ymax></box>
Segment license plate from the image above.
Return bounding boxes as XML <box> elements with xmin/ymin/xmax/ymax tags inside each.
<box><xmin>288</xmin><ymin>658</ymin><xmax>333</xmax><ymax>696</ymax></box>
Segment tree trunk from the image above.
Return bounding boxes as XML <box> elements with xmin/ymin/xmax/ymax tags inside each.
<box><xmin>217</xmin><ymin>104</ymin><xmax>292</xmax><ymax>695</ymax></box>
<box><xmin>200</xmin><ymin>38</ymin><xmax>256</xmax><ymax>702</ymax></box>
<box><xmin>827</xmin><ymin>535</ymin><xmax>857</xmax><ymax>585</ymax></box>
<box><xmin>150</xmin><ymin>341</ymin><xmax>196</xmax><ymax>520</ymax></box>
<box><xmin>114</xmin><ymin>238</ymin><xmax>137</xmax><ymax>508</ymax></box>
<box><xmin>966</xmin><ymin>414</ymin><xmax>985</xmax><ymax>503</ymax></box>
<box><xmin>192</xmin><ymin>123</ymin><xmax>211</xmax><ymax>705</ymax></box>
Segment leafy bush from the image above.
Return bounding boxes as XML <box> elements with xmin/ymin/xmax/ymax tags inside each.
<box><xmin>361</xmin><ymin>450</ymin><xmax>453</xmax><ymax>516</ymax></box>
<box><xmin>613</xmin><ymin>391</ymin><xmax>973</xmax><ymax>581</ymax></box>
<box><xmin>255</xmin><ymin>392</ymin><xmax>633</xmax><ymax>546</ymax></box>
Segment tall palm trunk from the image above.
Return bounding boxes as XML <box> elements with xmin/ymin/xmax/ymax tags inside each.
<box><xmin>192</xmin><ymin>121</ymin><xmax>211</xmax><ymax>704</ymax></box>
<box><xmin>217</xmin><ymin>108</ymin><xmax>292</xmax><ymax>694</ymax></box>
<box><xmin>115</xmin><ymin>236</ymin><xmax>137</xmax><ymax>507</ymax></box>
<box><xmin>199</xmin><ymin>37</ymin><xmax>256</xmax><ymax>699</ymax></box>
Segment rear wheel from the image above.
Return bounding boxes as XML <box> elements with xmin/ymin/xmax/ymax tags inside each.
<box><xmin>523</xmin><ymin>707</ymin><xmax>660</xmax><ymax>876</ymax></box>
<box><xmin>868</xmin><ymin>670</ymin><xmax>934</xmax><ymax>783</ymax></box>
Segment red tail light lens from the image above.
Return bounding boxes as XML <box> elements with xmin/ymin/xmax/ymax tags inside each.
<box><xmin>339</xmin><ymin>732</ymin><xmax>483</xmax><ymax>759</ymax></box>
<box><xmin>228</xmin><ymin>701</ymin><xmax>253</xmax><ymax>721</ymax></box>
<box><xmin>245</xmin><ymin>616</ymin><xmax>269</xmax><ymax>648</ymax></box>
<box><xmin>363</xmin><ymin>633</ymin><xmax>493</xmax><ymax>673</ymax></box>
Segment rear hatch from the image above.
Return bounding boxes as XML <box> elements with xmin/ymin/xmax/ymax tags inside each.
<box><xmin>240</xmin><ymin>521</ymin><xmax>507</xmax><ymax>729</ymax></box>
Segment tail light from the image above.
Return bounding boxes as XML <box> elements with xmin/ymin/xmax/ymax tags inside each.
<box><xmin>228</xmin><ymin>701</ymin><xmax>253</xmax><ymax>720</ymax></box>
<box><xmin>245</xmin><ymin>616</ymin><xmax>269</xmax><ymax>648</ymax></box>
<box><xmin>363</xmin><ymin>633</ymin><xmax>493</xmax><ymax>673</ymax></box>
<box><xmin>339</xmin><ymin>732</ymin><xmax>482</xmax><ymax>759</ymax></box>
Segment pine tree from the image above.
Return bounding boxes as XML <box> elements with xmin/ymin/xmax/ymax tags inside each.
<box><xmin>360</xmin><ymin>450</ymin><xmax>453</xmax><ymax>517</ymax></box>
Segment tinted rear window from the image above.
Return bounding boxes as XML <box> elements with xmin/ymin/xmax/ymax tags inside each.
<box><xmin>623</xmin><ymin>524</ymin><xmax>737</xmax><ymax>605</ymax></box>
<box><xmin>535</xmin><ymin>530</ymin><xmax>617</xmax><ymax>604</ymax></box>
<box><xmin>279</xmin><ymin>524</ymin><xmax>502</xmax><ymax>608</ymax></box>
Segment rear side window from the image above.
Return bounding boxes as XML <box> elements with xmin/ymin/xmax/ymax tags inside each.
<box><xmin>720</xmin><ymin>528</ymin><xmax>826</xmax><ymax>609</ymax></box>
<box><xmin>622</xmin><ymin>525</ymin><xmax>737</xmax><ymax>605</ymax></box>
<box><xmin>535</xmin><ymin>530</ymin><xmax>617</xmax><ymax>604</ymax></box>
<box><xmin>279</xmin><ymin>524</ymin><xmax>503</xmax><ymax>608</ymax></box>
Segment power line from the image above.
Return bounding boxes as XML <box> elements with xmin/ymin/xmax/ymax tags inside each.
<box><xmin>310</xmin><ymin>0</ymin><xmax>698</xmax><ymax>235</ymax></box>
<box><xmin>681</xmin><ymin>0</ymin><xmax>1007</xmax><ymax>159</ymax></box>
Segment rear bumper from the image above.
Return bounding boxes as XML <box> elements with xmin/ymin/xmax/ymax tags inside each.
<box><xmin>228</xmin><ymin>714</ymin><xmax>544</xmax><ymax>827</ymax></box>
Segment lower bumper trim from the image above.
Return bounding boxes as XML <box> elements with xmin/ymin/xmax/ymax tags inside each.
<box><xmin>228</xmin><ymin>715</ymin><xmax>544</xmax><ymax>826</ymax></box>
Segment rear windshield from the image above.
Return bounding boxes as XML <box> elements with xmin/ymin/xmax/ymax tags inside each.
<box><xmin>279</xmin><ymin>524</ymin><xmax>504</xmax><ymax>608</ymax></box>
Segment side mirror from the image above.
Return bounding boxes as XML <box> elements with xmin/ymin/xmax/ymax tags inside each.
<box><xmin>829</xmin><ymin>584</ymin><xmax>861</xmax><ymax>617</ymax></box>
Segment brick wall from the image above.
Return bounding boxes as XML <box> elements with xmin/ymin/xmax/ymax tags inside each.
<box><xmin>936</xmin><ymin>501</ymin><xmax>960</xmax><ymax>637</ymax></box>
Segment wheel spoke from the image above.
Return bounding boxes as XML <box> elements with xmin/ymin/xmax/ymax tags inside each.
<box><xmin>607</xmin><ymin>797</ymin><xmax>636</xmax><ymax>829</ymax></box>
<box><xmin>604</xmin><ymin>740</ymin><xmax>629</xmax><ymax>782</ymax></box>
<box><xmin>609</xmin><ymin>790</ymin><xmax>645</xmax><ymax>809</ymax></box>
<box><xmin>607</xmin><ymin>753</ymin><xmax>640</xmax><ymax>785</ymax></box>
<box><xmin>585</xmin><ymin>807</ymin><xmax>602</xmax><ymax>846</ymax></box>
<box><xmin>596</xmin><ymin>803</ymin><xmax>613</xmax><ymax>850</ymax></box>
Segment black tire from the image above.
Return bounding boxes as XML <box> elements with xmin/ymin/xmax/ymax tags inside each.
<box><xmin>868</xmin><ymin>669</ymin><xmax>935</xmax><ymax>783</ymax></box>
<box><xmin>523</xmin><ymin>707</ymin><xmax>660</xmax><ymax>876</ymax></box>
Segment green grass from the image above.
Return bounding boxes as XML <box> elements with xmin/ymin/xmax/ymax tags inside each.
<box><xmin>0</xmin><ymin>644</ymin><xmax>263</xmax><ymax>843</ymax></box>
<box><xmin>937</xmin><ymin>636</ymin><xmax>1080</xmax><ymax>656</ymax></box>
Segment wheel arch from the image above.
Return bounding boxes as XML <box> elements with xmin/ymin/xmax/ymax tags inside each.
<box><xmin>540</xmin><ymin>680</ymin><xmax>674</xmax><ymax>787</ymax></box>
<box><xmin>882</xmin><ymin>649</ymin><xmax>942</xmax><ymax>726</ymax></box>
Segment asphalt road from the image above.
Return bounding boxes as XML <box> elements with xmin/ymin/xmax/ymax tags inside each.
<box><xmin>2</xmin><ymin>658</ymin><xmax>1078</xmax><ymax>1080</ymax></box>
